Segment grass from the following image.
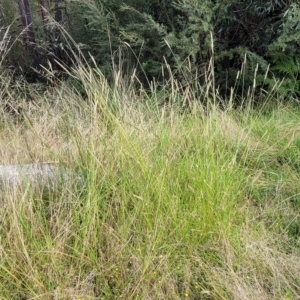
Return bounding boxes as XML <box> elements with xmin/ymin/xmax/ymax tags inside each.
<box><xmin>0</xmin><ymin>63</ymin><xmax>300</xmax><ymax>299</ymax></box>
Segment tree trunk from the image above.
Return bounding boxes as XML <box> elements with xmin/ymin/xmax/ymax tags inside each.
<box><xmin>54</xmin><ymin>0</ymin><xmax>62</xmax><ymax>23</ymax></box>
<box><xmin>17</xmin><ymin>0</ymin><xmax>41</xmax><ymax>72</ymax></box>
<box><xmin>39</xmin><ymin>0</ymin><xmax>53</xmax><ymax>56</ymax></box>
<box><xmin>53</xmin><ymin>0</ymin><xmax>63</xmax><ymax>63</ymax></box>
<box><xmin>39</xmin><ymin>0</ymin><xmax>48</xmax><ymax>27</ymax></box>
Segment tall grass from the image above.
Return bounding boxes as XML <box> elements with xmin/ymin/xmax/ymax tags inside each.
<box><xmin>0</xmin><ymin>48</ymin><xmax>300</xmax><ymax>300</ymax></box>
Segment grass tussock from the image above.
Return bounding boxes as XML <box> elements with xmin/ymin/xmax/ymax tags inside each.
<box><xmin>0</xmin><ymin>64</ymin><xmax>300</xmax><ymax>300</ymax></box>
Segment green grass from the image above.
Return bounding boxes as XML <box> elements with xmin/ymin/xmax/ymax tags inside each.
<box><xmin>0</xmin><ymin>66</ymin><xmax>300</xmax><ymax>299</ymax></box>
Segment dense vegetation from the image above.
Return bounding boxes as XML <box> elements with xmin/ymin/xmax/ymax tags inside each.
<box><xmin>1</xmin><ymin>0</ymin><xmax>300</xmax><ymax>99</ymax></box>
<box><xmin>0</xmin><ymin>1</ymin><xmax>300</xmax><ymax>299</ymax></box>
<box><xmin>1</xmin><ymin>61</ymin><xmax>300</xmax><ymax>299</ymax></box>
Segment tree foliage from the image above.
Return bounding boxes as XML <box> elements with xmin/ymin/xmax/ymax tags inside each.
<box><xmin>1</xmin><ymin>0</ymin><xmax>300</xmax><ymax>99</ymax></box>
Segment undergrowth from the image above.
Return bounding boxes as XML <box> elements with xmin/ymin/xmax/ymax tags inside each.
<box><xmin>0</xmin><ymin>60</ymin><xmax>300</xmax><ymax>300</ymax></box>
